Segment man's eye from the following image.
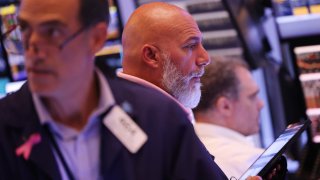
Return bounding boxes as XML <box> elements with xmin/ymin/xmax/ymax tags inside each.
<box><xmin>186</xmin><ymin>44</ymin><xmax>197</xmax><ymax>49</ymax></box>
<box><xmin>250</xmin><ymin>95</ymin><xmax>258</xmax><ymax>101</ymax></box>
<box><xmin>18</xmin><ymin>24</ymin><xmax>28</xmax><ymax>33</ymax></box>
<box><xmin>45</xmin><ymin>27</ymin><xmax>62</xmax><ymax>38</ymax></box>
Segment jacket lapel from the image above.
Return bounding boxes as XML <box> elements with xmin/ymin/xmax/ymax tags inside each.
<box><xmin>100</xmin><ymin>77</ymin><xmax>126</xmax><ymax>178</ymax></box>
<box><xmin>100</xmin><ymin>124</ymin><xmax>124</xmax><ymax>178</ymax></box>
<box><xmin>7</xmin><ymin>83</ymin><xmax>61</xmax><ymax>180</ymax></box>
<box><xmin>28</xmin><ymin>130</ymin><xmax>61</xmax><ymax>180</ymax></box>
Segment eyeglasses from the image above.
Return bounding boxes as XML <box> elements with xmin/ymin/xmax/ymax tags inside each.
<box><xmin>2</xmin><ymin>23</ymin><xmax>88</xmax><ymax>54</ymax></box>
<box><xmin>23</xmin><ymin>26</ymin><xmax>88</xmax><ymax>52</ymax></box>
<box><xmin>58</xmin><ymin>27</ymin><xmax>87</xmax><ymax>50</ymax></box>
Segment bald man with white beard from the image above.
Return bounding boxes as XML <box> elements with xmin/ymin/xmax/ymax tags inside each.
<box><xmin>119</xmin><ymin>2</ymin><xmax>209</xmax><ymax>123</ymax></box>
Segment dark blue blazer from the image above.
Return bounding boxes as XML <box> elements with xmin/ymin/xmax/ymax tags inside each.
<box><xmin>0</xmin><ymin>76</ymin><xmax>227</xmax><ymax>180</ymax></box>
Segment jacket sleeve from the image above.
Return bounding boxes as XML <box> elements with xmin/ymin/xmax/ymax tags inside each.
<box><xmin>163</xmin><ymin>105</ymin><xmax>227</xmax><ymax>180</ymax></box>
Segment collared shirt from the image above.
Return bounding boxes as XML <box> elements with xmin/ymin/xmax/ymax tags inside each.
<box><xmin>194</xmin><ymin>122</ymin><xmax>264</xmax><ymax>179</ymax></box>
<box><xmin>117</xmin><ymin>71</ymin><xmax>195</xmax><ymax>124</ymax></box>
<box><xmin>32</xmin><ymin>69</ymin><xmax>115</xmax><ymax>180</ymax></box>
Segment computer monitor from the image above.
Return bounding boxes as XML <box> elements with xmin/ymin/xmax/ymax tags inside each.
<box><xmin>0</xmin><ymin>4</ymin><xmax>26</xmax><ymax>81</ymax></box>
<box><xmin>223</xmin><ymin>0</ymin><xmax>270</xmax><ymax>69</ymax></box>
<box><xmin>0</xmin><ymin>77</ymin><xmax>8</xmax><ymax>98</ymax></box>
<box><xmin>95</xmin><ymin>0</ymin><xmax>124</xmax><ymax>72</ymax></box>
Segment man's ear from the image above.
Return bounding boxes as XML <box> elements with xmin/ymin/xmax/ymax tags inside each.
<box><xmin>90</xmin><ymin>22</ymin><xmax>108</xmax><ymax>54</ymax></box>
<box><xmin>141</xmin><ymin>44</ymin><xmax>160</xmax><ymax>68</ymax></box>
<box><xmin>216</xmin><ymin>96</ymin><xmax>233</xmax><ymax>117</ymax></box>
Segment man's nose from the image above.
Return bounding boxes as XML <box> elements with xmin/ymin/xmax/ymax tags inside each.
<box><xmin>196</xmin><ymin>45</ymin><xmax>211</xmax><ymax>67</ymax></box>
<box><xmin>258</xmin><ymin>99</ymin><xmax>264</xmax><ymax>110</ymax></box>
<box><xmin>24</xmin><ymin>31</ymin><xmax>42</xmax><ymax>53</ymax></box>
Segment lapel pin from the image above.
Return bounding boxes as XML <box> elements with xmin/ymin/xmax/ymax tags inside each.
<box><xmin>15</xmin><ymin>133</ymin><xmax>42</xmax><ymax>160</ymax></box>
<box><xmin>121</xmin><ymin>101</ymin><xmax>133</xmax><ymax>114</ymax></box>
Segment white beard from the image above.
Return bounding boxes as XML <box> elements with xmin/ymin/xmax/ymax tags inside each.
<box><xmin>161</xmin><ymin>52</ymin><xmax>202</xmax><ymax>109</ymax></box>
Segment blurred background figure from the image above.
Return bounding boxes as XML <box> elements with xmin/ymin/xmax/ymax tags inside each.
<box><xmin>193</xmin><ymin>57</ymin><xmax>265</xmax><ymax>179</ymax></box>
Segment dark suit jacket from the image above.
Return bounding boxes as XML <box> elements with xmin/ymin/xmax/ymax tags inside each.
<box><xmin>0</xmin><ymin>76</ymin><xmax>227</xmax><ymax>180</ymax></box>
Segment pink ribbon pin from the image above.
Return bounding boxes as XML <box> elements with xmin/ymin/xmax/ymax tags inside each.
<box><xmin>15</xmin><ymin>133</ymin><xmax>41</xmax><ymax>160</ymax></box>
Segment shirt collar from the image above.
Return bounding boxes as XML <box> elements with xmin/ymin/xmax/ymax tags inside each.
<box><xmin>32</xmin><ymin>68</ymin><xmax>115</xmax><ymax>137</ymax></box>
<box><xmin>194</xmin><ymin>122</ymin><xmax>256</xmax><ymax>146</ymax></box>
<box><xmin>117</xmin><ymin>70</ymin><xmax>195</xmax><ymax>124</ymax></box>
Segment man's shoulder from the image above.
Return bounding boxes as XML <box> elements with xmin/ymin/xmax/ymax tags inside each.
<box><xmin>108</xmin><ymin>77</ymin><xmax>181</xmax><ymax>108</ymax></box>
<box><xmin>107</xmin><ymin>76</ymin><xmax>191</xmax><ymax>126</ymax></box>
<box><xmin>0</xmin><ymin>83</ymin><xmax>34</xmax><ymax>121</ymax></box>
<box><xmin>0</xmin><ymin>83</ymin><xmax>28</xmax><ymax>108</ymax></box>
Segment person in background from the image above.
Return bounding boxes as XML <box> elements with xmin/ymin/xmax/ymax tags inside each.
<box><xmin>0</xmin><ymin>0</ymin><xmax>230</xmax><ymax>179</ymax></box>
<box><xmin>193</xmin><ymin>57</ymin><xmax>265</xmax><ymax>179</ymax></box>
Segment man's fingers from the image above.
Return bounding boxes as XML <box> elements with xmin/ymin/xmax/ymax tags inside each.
<box><xmin>246</xmin><ymin>176</ymin><xmax>263</xmax><ymax>180</ymax></box>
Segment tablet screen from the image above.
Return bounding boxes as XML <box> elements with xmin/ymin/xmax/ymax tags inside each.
<box><xmin>239</xmin><ymin>121</ymin><xmax>310</xmax><ymax>179</ymax></box>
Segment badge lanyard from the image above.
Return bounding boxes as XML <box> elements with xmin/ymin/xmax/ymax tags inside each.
<box><xmin>44</xmin><ymin>124</ymin><xmax>75</xmax><ymax>180</ymax></box>
<box><xmin>42</xmin><ymin>105</ymin><xmax>115</xmax><ymax>180</ymax></box>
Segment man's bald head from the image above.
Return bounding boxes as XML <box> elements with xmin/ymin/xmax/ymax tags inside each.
<box><xmin>121</xmin><ymin>2</ymin><xmax>198</xmax><ymax>83</ymax></box>
<box><xmin>122</xmin><ymin>2</ymin><xmax>192</xmax><ymax>43</ymax></box>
